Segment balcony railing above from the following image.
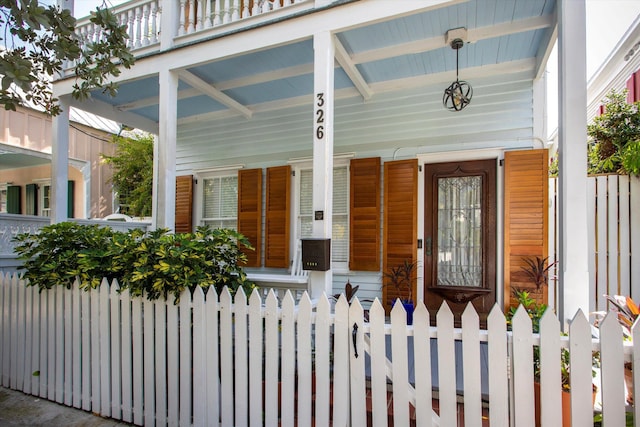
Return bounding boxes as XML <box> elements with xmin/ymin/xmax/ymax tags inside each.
<box><xmin>72</xmin><ymin>0</ymin><xmax>313</xmax><ymax>65</ymax></box>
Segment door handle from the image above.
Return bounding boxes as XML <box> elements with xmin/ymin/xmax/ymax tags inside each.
<box><xmin>352</xmin><ymin>323</ymin><xmax>359</xmax><ymax>358</ymax></box>
<box><xmin>426</xmin><ymin>237</ymin><xmax>432</xmax><ymax>257</ymax></box>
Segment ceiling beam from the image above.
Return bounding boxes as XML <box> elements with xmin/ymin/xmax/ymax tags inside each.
<box><xmin>351</xmin><ymin>14</ymin><xmax>554</xmax><ymax>64</ymax></box>
<box><xmin>177</xmin><ymin>70</ymin><xmax>253</xmax><ymax>119</ymax></box>
<box><xmin>177</xmin><ymin>58</ymin><xmax>535</xmax><ymax>125</ymax></box>
<box><xmin>333</xmin><ymin>35</ymin><xmax>373</xmax><ymax>101</ymax></box>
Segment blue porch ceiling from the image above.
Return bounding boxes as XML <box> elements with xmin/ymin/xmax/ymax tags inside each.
<box><xmin>88</xmin><ymin>0</ymin><xmax>557</xmax><ymax>126</ymax></box>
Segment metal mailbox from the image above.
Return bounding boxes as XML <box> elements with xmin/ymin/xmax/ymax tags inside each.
<box><xmin>301</xmin><ymin>238</ymin><xmax>331</xmax><ymax>271</ymax></box>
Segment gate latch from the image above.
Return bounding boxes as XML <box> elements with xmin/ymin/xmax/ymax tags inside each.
<box><xmin>352</xmin><ymin>323</ymin><xmax>359</xmax><ymax>358</ymax></box>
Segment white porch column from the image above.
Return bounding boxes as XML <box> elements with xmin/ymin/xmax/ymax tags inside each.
<box><xmin>558</xmin><ymin>0</ymin><xmax>589</xmax><ymax>326</ymax></box>
<box><xmin>153</xmin><ymin>69</ymin><xmax>178</xmax><ymax>231</ymax></box>
<box><xmin>310</xmin><ymin>31</ymin><xmax>335</xmax><ymax>299</ymax></box>
<box><xmin>50</xmin><ymin>97</ymin><xmax>70</xmax><ymax>223</ymax></box>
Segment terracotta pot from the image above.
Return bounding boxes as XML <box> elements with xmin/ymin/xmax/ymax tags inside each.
<box><xmin>534</xmin><ymin>382</ymin><xmax>573</xmax><ymax>427</ymax></box>
<box><xmin>625</xmin><ymin>363</ymin><xmax>634</xmax><ymax>405</ymax></box>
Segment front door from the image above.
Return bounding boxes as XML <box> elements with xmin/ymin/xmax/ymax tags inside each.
<box><xmin>424</xmin><ymin>159</ymin><xmax>497</xmax><ymax>324</ymax></box>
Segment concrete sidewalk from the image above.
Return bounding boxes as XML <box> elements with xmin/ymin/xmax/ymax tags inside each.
<box><xmin>0</xmin><ymin>387</ymin><xmax>130</xmax><ymax>426</ymax></box>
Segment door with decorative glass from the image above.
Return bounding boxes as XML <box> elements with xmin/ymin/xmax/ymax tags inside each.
<box><xmin>424</xmin><ymin>159</ymin><xmax>497</xmax><ymax>324</ymax></box>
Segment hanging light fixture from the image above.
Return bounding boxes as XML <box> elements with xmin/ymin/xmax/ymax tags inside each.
<box><xmin>443</xmin><ymin>37</ymin><xmax>473</xmax><ymax>111</ymax></box>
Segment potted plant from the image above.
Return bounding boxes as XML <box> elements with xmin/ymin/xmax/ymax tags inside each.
<box><xmin>383</xmin><ymin>260</ymin><xmax>416</xmax><ymax>324</ymax></box>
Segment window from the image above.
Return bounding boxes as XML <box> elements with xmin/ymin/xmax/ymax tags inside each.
<box><xmin>0</xmin><ymin>185</ymin><xmax>6</xmax><ymax>213</ymax></box>
<box><xmin>298</xmin><ymin>165</ymin><xmax>349</xmax><ymax>266</ymax></box>
<box><xmin>201</xmin><ymin>175</ymin><xmax>238</xmax><ymax>229</ymax></box>
<box><xmin>41</xmin><ymin>184</ymin><xmax>51</xmax><ymax>217</ymax></box>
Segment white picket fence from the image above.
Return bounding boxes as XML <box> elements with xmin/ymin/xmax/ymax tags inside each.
<box><xmin>0</xmin><ymin>272</ymin><xmax>638</xmax><ymax>426</ymax></box>
<box><xmin>549</xmin><ymin>175</ymin><xmax>640</xmax><ymax>313</ymax></box>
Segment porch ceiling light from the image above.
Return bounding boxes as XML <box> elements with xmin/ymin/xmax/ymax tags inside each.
<box><xmin>443</xmin><ymin>38</ymin><xmax>473</xmax><ymax>112</ymax></box>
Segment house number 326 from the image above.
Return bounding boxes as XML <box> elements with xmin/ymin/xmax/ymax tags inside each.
<box><xmin>315</xmin><ymin>93</ymin><xmax>325</xmax><ymax>140</ymax></box>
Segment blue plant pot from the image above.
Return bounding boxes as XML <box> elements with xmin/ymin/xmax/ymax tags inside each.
<box><xmin>402</xmin><ymin>301</ymin><xmax>414</xmax><ymax>325</ymax></box>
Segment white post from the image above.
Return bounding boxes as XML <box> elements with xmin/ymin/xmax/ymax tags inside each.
<box><xmin>160</xmin><ymin>0</ymin><xmax>178</xmax><ymax>50</ymax></box>
<box><xmin>51</xmin><ymin>97</ymin><xmax>70</xmax><ymax>223</ymax></box>
<box><xmin>310</xmin><ymin>31</ymin><xmax>335</xmax><ymax>299</ymax></box>
<box><xmin>154</xmin><ymin>69</ymin><xmax>178</xmax><ymax>231</ymax></box>
<box><xmin>558</xmin><ymin>0</ymin><xmax>589</xmax><ymax>327</ymax></box>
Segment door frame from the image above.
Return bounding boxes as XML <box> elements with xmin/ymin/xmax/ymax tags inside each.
<box><xmin>416</xmin><ymin>149</ymin><xmax>504</xmax><ymax>309</ymax></box>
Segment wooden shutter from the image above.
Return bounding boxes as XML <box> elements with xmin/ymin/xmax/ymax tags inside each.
<box><xmin>350</xmin><ymin>157</ymin><xmax>380</xmax><ymax>271</ymax></box>
<box><xmin>25</xmin><ymin>184</ymin><xmax>36</xmax><ymax>215</ymax></box>
<box><xmin>175</xmin><ymin>175</ymin><xmax>193</xmax><ymax>233</ymax></box>
<box><xmin>67</xmin><ymin>180</ymin><xmax>75</xmax><ymax>218</ymax></box>
<box><xmin>7</xmin><ymin>185</ymin><xmax>21</xmax><ymax>214</ymax></box>
<box><xmin>628</xmin><ymin>75</ymin><xmax>636</xmax><ymax>104</ymax></box>
<box><xmin>238</xmin><ymin>168</ymin><xmax>262</xmax><ymax>267</ymax></box>
<box><xmin>265</xmin><ymin>165</ymin><xmax>290</xmax><ymax>268</ymax></box>
<box><xmin>635</xmin><ymin>70</ymin><xmax>640</xmax><ymax>102</ymax></box>
<box><xmin>504</xmin><ymin>149</ymin><xmax>549</xmax><ymax>310</ymax></box>
<box><xmin>383</xmin><ymin>159</ymin><xmax>417</xmax><ymax>311</ymax></box>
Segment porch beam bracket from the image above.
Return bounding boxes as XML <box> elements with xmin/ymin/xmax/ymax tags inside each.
<box><xmin>333</xmin><ymin>35</ymin><xmax>373</xmax><ymax>101</ymax></box>
<box><xmin>177</xmin><ymin>70</ymin><xmax>253</xmax><ymax>119</ymax></box>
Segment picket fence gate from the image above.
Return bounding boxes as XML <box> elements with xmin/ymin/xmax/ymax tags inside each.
<box><xmin>0</xmin><ymin>272</ymin><xmax>638</xmax><ymax>426</ymax></box>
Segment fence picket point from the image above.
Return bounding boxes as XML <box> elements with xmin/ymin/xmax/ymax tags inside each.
<box><xmin>179</xmin><ymin>288</ymin><xmax>193</xmax><ymax>427</ymax></box>
<box><xmin>461</xmin><ymin>304</ymin><xmax>482</xmax><ymax>427</ymax></box>
<box><xmin>333</xmin><ymin>295</ymin><xmax>350</xmax><ymax>427</ymax></box>
<box><xmin>349</xmin><ymin>298</ymin><xmax>366</xmax><ymax>427</ymax></box>
<box><xmin>599</xmin><ymin>311</ymin><xmax>626</xmax><ymax>425</ymax></box>
<box><xmin>436</xmin><ymin>302</ymin><xmax>457</xmax><ymax>427</ymax></box>
<box><xmin>205</xmin><ymin>287</ymin><xmax>220</xmax><ymax>426</ymax></box>
<box><xmin>538</xmin><ymin>307</ymin><xmax>562</xmax><ymax>426</ymax></box>
<box><xmin>234</xmin><ymin>288</ymin><xmax>249</xmax><ymax>427</ymax></box>
<box><xmin>264</xmin><ymin>290</ymin><xmax>279</xmax><ymax>427</ymax></box>
<box><xmin>192</xmin><ymin>286</ymin><xmax>207</xmax><ymax>427</ymax></box>
<box><xmin>281</xmin><ymin>291</ymin><xmax>296</xmax><ymax>427</ymax></box>
<box><xmin>119</xmin><ymin>288</ymin><xmax>132</xmax><ymax>422</ymax></box>
<box><xmin>368</xmin><ymin>299</ymin><xmax>389</xmax><ymax>427</ymax></box>
<box><xmin>568</xmin><ymin>310</ymin><xmax>595</xmax><ymax>427</ymax></box>
<box><xmin>166</xmin><ymin>294</ymin><xmax>179</xmax><ymax>426</ymax></box>
<box><xmin>248</xmin><ymin>290</ymin><xmax>262</xmax><ymax>427</ymax></box>
<box><xmin>510</xmin><ymin>306</ymin><xmax>535</xmax><ymax>427</ymax></box>
<box><xmin>487</xmin><ymin>305</ymin><xmax>508</xmax><ymax>426</ymax></box>
<box><xmin>297</xmin><ymin>292</ymin><xmax>313</xmax><ymax>427</ymax></box>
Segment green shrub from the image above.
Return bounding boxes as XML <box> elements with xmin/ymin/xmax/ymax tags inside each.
<box><xmin>13</xmin><ymin>223</ymin><xmax>255</xmax><ymax>302</ymax></box>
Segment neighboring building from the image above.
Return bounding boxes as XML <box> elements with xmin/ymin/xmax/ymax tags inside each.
<box><xmin>50</xmin><ymin>0</ymin><xmax>589</xmax><ymax>322</ymax></box>
<box><xmin>0</xmin><ymin>105</ymin><xmax>118</xmax><ymax>219</ymax></box>
<box><xmin>587</xmin><ymin>14</ymin><xmax>640</xmax><ymax>120</ymax></box>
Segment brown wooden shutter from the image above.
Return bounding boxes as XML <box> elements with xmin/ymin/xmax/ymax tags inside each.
<box><xmin>265</xmin><ymin>165</ymin><xmax>291</xmax><ymax>268</ymax></box>
<box><xmin>238</xmin><ymin>168</ymin><xmax>262</xmax><ymax>267</ymax></box>
<box><xmin>350</xmin><ymin>157</ymin><xmax>380</xmax><ymax>271</ymax></box>
<box><xmin>383</xmin><ymin>159</ymin><xmax>417</xmax><ymax>311</ymax></box>
<box><xmin>635</xmin><ymin>70</ymin><xmax>640</xmax><ymax>102</ymax></box>
<box><xmin>504</xmin><ymin>149</ymin><xmax>549</xmax><ymax>310</ymax></box>
<box><xmin>628</xmin><ymin>75</ymin><xmax>636</xmax><ymax>104</ymax></box>
<box><xmin>175</xmin><ymin>175</ymin><xmax>193</xmax><ymax>233</ymax></box>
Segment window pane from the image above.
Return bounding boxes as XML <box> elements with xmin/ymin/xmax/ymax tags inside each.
<box><xmin>436</xmin><ymin>176</ymin><xmax>482</xmax><ymax>287</ymax></box>
<box><xmin>300</xmin><ymin>170</ymin><xmax>313</xmax><ymax>216</ymax></box>
<box><xmin>202</xmin><ymin>175</ymin><xmax>238</xmax><ymax>229</ymax></box>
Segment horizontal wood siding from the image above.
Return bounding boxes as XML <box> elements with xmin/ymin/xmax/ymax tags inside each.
<box><xmin>265</xmin><ymin>165</ymin><xmax>290</xmax><ymax>268</ymax></box>
<box><xmin>504</xmin><ymin>149</ymin><xmax>548</xmax><ymax>309</ymax></box>
<box><xmin>175</xmin><ymin>75</ymin><xmax>534</xmax><ymax>172</ymax></box>
<box><xmin>238</xmin><ymin>168</ymin><xmax>262</xmax><ymax>267</ymax></box>
<box><xmin>349</xmin><ymin>157</ymin><xmax>380</xmax><ymax>271</ymax></box>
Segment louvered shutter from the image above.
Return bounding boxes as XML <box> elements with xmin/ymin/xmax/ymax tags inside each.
<box><xmin>265</xmin><ymin>165</ymin><xmax>290</xmax><ymax>268</ymax></box>
<box><xmin>383</xmin><ymin>159</ymin><xmax>417</xmax><ymax>311</ymax></box>
<box><xmin>175</xmin><ymin>175</ymin><xmax>193</xmax><ymax>233</ymax></box>
<box><xmin>25</xmin><ymin>184</ymin><xmax>37</xmax><ymax>215</ymax></box>
<box><xmin>635</xmin><ymin>70</ymin><xmax>640</xmax><ymax>102</ymax></box>
<box><xmin>332</xmin><ymin>166</ymin><xmax>349</xmax><ymax>263</ymax></box>
<box><xmin>628</xmin><ymin>75</ymin><xmax>636</xmax><ymax>104</ymax></box>
<box><xmin>350</xmin><ymin>157</ymin><xmax>380</xmax><ymax>271</ymax></box>
<box><xmin>7</xmin><ymin>185</ymin><xmax>21</xmax><ymax>214</ymax></box>
<box><xmin>504</xmin><ymin>149</ymin><xmax>549</xmax><ymax>310</ymax></box>
<box><xmin>67</xmin><ymin>180</ymin><xmax>75</xmax><ymax>218</ymax></box>
<box><xmin>238</xmin><ymin>169</ymin><xmax>262</xmax><ymax>267</ymax></box>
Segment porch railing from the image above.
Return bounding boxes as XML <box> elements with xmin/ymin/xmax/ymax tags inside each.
<box><xmin>0</xmin><ymin>273</ymin><xmax>636</xmax><ymax>426</ymax></box>
<box><xmin>72</xmin><ymin>0</ymin><xmax>313</xmax><ymax>62</ymax></box>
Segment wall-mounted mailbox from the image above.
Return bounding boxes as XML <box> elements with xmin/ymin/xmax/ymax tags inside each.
<box><xmin>301</xmin><ymin>238</ymin><xmax>331</xmax><ymax>271</ymax></box>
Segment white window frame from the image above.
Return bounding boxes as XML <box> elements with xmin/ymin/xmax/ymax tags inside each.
<box><xmin>194</xmin><ymin>166</ymin><xmax>243</xmax><ymax>230</ymax></box>
<box><xmin>0</xmin><ymin>183</ymin><xmax>7</xmax><ymax>213</ymax></box>
<box><xmin>290</xmin><ymin>156</ymin><xmax>351</xmax><ymax>272</ymax></box>
<box><xmin>33</xmin><ymin>179</ymin><xmax>51</xmax><ymax>218</ymax></box>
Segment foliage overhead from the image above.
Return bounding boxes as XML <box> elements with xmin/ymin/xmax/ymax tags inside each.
<box><xmin>588</xmin><ymin>90</ymin><xmax>640</xmax><ymax>175</ymax></box>
<box><xmin>0</xmin><ymin>0</ymin><xmax>135</xmax><ymax>115</ymax></box>
<box><xmin>13</xmin><ymin>223</ymin><xmax>256</xmax><ymax>302</ymax></box>
<box><xmin>101</xmin><ymin>133</ymin><xmax>153</xmax><ymax>217</ymax></box>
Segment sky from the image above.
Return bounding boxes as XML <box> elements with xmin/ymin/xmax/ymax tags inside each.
<box><xmin>70</xmin><ymin>0</ymin><xmax>640</xmax><ymax>138</ymax></box>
